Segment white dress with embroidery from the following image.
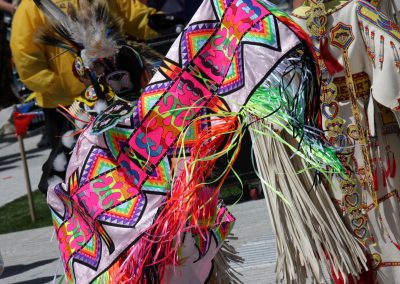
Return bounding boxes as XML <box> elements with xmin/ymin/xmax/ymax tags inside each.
<box><xmin>292</xmin><ymin>0</ymin><xmax>400</xmax><ymax>282</ymax></box>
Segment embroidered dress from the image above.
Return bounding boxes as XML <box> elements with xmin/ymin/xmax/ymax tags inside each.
<box><xmin>291</xmin><ymin>0</ymin><xmax>400</xmax><ymax>282</ymax></box>
<box><xmin>36</xmin><ymin>0</ymin><xmax>371</xmax><ymax>282</ymax></box>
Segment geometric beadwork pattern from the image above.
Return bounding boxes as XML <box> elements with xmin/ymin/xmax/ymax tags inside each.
<box><xmin>356</xmin><ymin>1</ymin><xmax>400</xmax><ymax>43</ymax></box>
<box><xmin>212</xmin><ymin>205</ymin><xmax>235</xmax><ymax>246</ymax></box>
<box><xmin>104</xmin><ymin>126</ymin><xmax>134</xmax><ymax>160</ymax></box>
<box><xmin>168</xmin><ymin>108</ymin><xmax>209</xmax><ymax>156</ymax></box>
<box><xmin>139</xmin><ymin>82</ymin><xmax>171</xmax><ymax>120</ymax></box>
<box><xmin>181</xmin><ymin>21</ymin><xmax>219</xmax><ymax>67</ymax></box>
<box><xmin>179</xmin><ymin>15</ymin><xmax>280</xmax><ymax>98</ymax></box>
<box><xmin>193</xmin><ymin>231</ymin><xmax>212</xmax><ymax>262</ymax></box>
<box><xmin>140</xmin><ymin>82</ymin><xmax>209</xmax><ymax>156</ymax></box>
<box><xmin>142</xmin><ymin>157</ymin><xmax>170</xmax><ymax>194</ymax></box>
<box><xmin>79</xmin><ymin>147</ymin><xmax>118</xmax><ymax>186</ymax></box>
<box><xmin>74</xmin><ymin>233</ymin><xmax>102</xmax><ymax>271</ymax></box>
<box><xmin>218</xmin><ymin>46</ymin><xmax>244</xmax><ymax>95</ymax></box>
<box><xmin>211</xmin><ymin>0</ymin><xmax>233</xmax><ymax>20</ymax></box>
<box><xmin>68</xmin><ymin>170</ymin><xmax>80</xmax><ymax>195</ymax></box>
<box><xmin>243</xmin><ymin>15</ymin><xmax>280</xmax><ymax>51</ymax></box>
<box><xmin>159</xmin><ymin>58</ymin><xmax>183</xmax><ymax>80</ymax></box>
<box><xmin>98</xmin><ymin>194</ymin><xmax>146</xmax><ymax>227</ymax></box>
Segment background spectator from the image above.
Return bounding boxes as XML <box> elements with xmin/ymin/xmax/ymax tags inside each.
<box><xmin>10</xmin><ymin>0</ymin><xmax>163</xmax><ymax>193</ymax></box>
<box><xmin>0</xmin><ymin>0</ymin><xmax>18</xmax><ymax>109</ymax></box>
<box><xmin>147</xmin><ymin>0</ymin><xmax>203</xmax><ymax>23</ymax></box>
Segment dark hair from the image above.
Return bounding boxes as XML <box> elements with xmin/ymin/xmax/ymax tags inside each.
<box><xmin>114</xmin><ymin>44</ymin><xmax>146</xmax><ymax>97</ymax></box>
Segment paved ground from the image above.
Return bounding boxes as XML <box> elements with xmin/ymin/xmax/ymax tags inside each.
<box><xmin>0</xmin><ymin>132</ymin><xmax>279</xmax><ymax>283</ymax></box>
<box><xmin>0</xmin><ymin>131</ymin><xmax>50</xmax><ymax>207</ymax></box>
<box><xmin>0</xmin><ymin>226</ymin><xmax>60</xmax><ymax>284</ymax></box>
<box><xmin>0</xmin><ymin>199</ymin><xmax>277</xmax><ymax>284</ymax></box>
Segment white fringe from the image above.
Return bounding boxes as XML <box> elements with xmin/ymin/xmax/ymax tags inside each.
<box><xmin>210</xmin><ymin>236</ymin><xmax>244</xmax><ymax>284</ymax></box>
<box><xmin>250</xmin><ymin>124</ymin><xmax>367</xmax><ymax>283</ymax></box>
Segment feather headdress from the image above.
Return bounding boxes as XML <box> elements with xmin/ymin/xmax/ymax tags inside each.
<box><xmin>34</xmin><ymin>0</ymin><xmax>124</xmax><ymax>67</ymax></box>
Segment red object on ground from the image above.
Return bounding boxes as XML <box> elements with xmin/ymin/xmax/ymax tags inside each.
<box><xmin>250</xmin><ymin>188</ymin><xmax>259</xmax><ymax>200</ymax></box>
<box><xmin>13</xmin><ymin>112</ymin><xmax>36</xmax><ymax>137</ymax></box>
<box><xmin>320</xmin><ymin>37</ymin><xmax>344</xmax><ymax>75</ymax></box>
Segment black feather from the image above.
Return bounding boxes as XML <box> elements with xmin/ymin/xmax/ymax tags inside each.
<box><xmin>67</xmin><ymin>2</ymin><xmax>78</xmax><ymax>22</ymax></box>
<box><xmin>34</xmin><ymin>0</ymin><xmax>81</xmax><ymax>52</ymax></box>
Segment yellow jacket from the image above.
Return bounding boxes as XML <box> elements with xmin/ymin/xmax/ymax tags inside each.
<box><xmin>109</xmin><ymin>0</ymin><xmax>159</xmax><ymax>40</ymax></box>
<box><xmin>10</xmin><ymin>0</ymin><xmax>159</xmax><ymax>108</ymax></box>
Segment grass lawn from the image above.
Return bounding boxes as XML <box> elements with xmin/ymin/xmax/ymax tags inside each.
<box><xmin>0</xmin><ymin>190</ymin><xmax>52</xmax><ymax>234</ymax></box>
<box><xmin>220</xmin><ymin>185</ymin><xmax>244</xmax><ymax>204</ymax></box>
<box><xmin>0</xmin><ymin>185</ymin><xmax>248</xmax><ymax>234</ymax></box>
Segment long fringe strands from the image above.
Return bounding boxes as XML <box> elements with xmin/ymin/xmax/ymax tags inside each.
<box><xmin>241</xmin><ymin>49</ymin><xmax>367</xmax><ymax>282</ymax></box>
<box><xmin>114</xmin><ymin>106</ymin><xmax>246</xmax><ymax>283</ymax></box>
<box><xmin>92</xmin><ymin>237</ymin><xmax>149</xmax><ymax>284</ymax></box>
<box><xmin>250</xmin><ymin>128</ymin><xmax>367</xmax><ymax>283</ymax></box>
<box><xmin>209</xmin><ymin>235</ymin><xmax>244</xmax><ymax>284</ymax></box>
<box><xmin>239</xmin><ymin>46</ymin><xmax>343</xmax><ymax>175</ymax></box>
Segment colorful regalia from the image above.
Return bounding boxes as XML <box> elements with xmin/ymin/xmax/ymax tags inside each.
<box><xmin>34</xmin><ymin>0</ymin><xmax>371</xmax><ymax>282</ymax></box>
<box><xmin>256</xmin><ymin>0</ymin><xmax>400</xmax><ymax>282</ymax></box>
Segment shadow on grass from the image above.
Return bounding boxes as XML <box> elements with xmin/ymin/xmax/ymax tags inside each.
<box><xmin>0</xmin><ymin>190</ymin><xmax>52</xmax><ymax>234</ymax></box>
<box><xmin>2</xmin><ymin>258</ymin><xmax>58</xmax><ymax>279</ymax></box>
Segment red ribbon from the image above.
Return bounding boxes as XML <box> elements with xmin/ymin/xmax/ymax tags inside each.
<box><xmin>391</xmin><ymin>154</ymin><xmax>396</xmax><ymax>178</ymax></box>
<box><xmin>320</xmin><ymin>37</ymin><xmax>344</xmax><ymax>75</ymax></box>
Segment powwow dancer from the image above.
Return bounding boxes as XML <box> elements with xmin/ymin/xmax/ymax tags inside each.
<box><xmin>253</xmin><ymin>1</ymin><xmax>400</xmax><ymax>283</ymax></box>
<box><xmin>35</xmin><ymin>0</ymin><xmax>368</xmax><ymax>282</ymax></box>
<box><xmin>34</xmin><ymin>0</ymin><xmax>154</xmax><ymax>193</ymax></box>
<box><xmin>292</xmin><ymin>1</ymin><xmax>400</xmax><ymax>282</ymax></box>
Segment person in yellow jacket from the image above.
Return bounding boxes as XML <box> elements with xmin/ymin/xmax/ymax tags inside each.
<box><xmin>10</xmin><ymin>0</ymin><xmax>159</xmax><ymax>148</ymax></box>
<box><xmin>10</xmin><ymin>0</ymin><xmax>160</xmax><ymax>193</ymax></box>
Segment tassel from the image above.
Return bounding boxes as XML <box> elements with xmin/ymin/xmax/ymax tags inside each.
<box><xmin>391</xmin><ymin>153</ymin><xmax>396</xmax><ymax>178</ymax></box>
<box><xmin>386</xmin><ymin>152</ymin><xmax>396</xmax><ymax>178</ymax></box>
<box><xmin>379</xmin><ymin>35</ymin><xmax>385</xmax><ymax>70</ymax></box>
<box><xmin>373</xmin><ymin>167</ymin><xmax>379</xmax><ymax>191</ymax></box>
<box><xmin>365</xmin><ymin>26</ymin><xmax>371</xmax><ymax>59</ymax></box>
<box><xmin>392</xmin><ymin>240</ymin><xmax>400</xmax><ymax>251</ymax></box>
<box><xmin>320</xmin><ymin>37</ymin><xmax>344</xmax><ymax>75</ymax></box>
<box><xmin>382</xmin><ymin>168</ymin><xmax>387</xmax><ymax>188</ymax></box>
<box><xmin>370</xmin><ymin>31</ymin><xmax>376</xmax><ymax>67</ymax></box>
<box><xmin>389</xmin><ymin>41</ymin><xmax>400</xmax><ymax>72</ymax></box>
<box><xmin>118</xmin><ymin>116</ymin><xmax>240</xmax><ymax>283</ymax></box>
<box><xmin>386</xmin><ymin>153</ymin><xmax>391</xmax><ymax>179</ymax></box>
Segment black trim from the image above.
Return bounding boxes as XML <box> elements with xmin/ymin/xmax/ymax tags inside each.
<box><xmin>240</xmin><ymin>43</ymin><xmax>306</xmax><ymax>111</ymax></box>
<box><xmin>158</xmin><ymin>57</ymin><xmax>182</xmax><ymax>79</ymax></box>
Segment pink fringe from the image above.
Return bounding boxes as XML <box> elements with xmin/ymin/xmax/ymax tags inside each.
<box><xmin>115</xmin><ymin>116</ymin><xmax>240</xmax><ymax>283</ymax></box>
